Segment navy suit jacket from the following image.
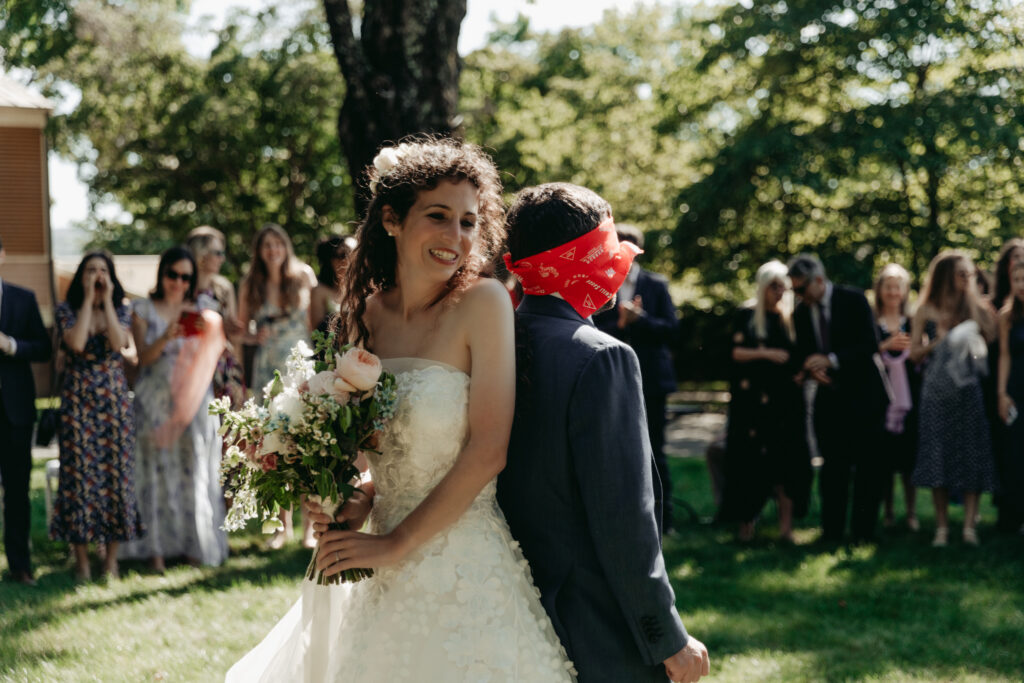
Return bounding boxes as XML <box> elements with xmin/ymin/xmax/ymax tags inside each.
<box><xmin>498</xmin><ymin>295</ymin><xmax>687</xmax><ymax>683</ymax></box>
<box><xmin>594</xmin><ymin>268</ymin><xmax>678</xmax><ymax>396</ymax></box>
<box><xmin>0</xmin><ymin>281</ymin><xmax>51</xmax><ymax>426</ymax></box>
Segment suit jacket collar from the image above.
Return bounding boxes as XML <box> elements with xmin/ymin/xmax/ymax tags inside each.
<box><xmin>516</xmin><ymin>295</ymin><xmax>595</xmax><ymax>326</ymax></box>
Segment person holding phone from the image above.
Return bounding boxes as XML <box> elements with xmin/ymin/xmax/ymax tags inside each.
<box><xmin>118</xmin><ymin>246</ymin><xmax>228</xmax><ymax>570</ymax></box>
<box><xmin>50</xmin><ymin>252</ymin><xmax>142</xmax><ymax>581</ymax></box>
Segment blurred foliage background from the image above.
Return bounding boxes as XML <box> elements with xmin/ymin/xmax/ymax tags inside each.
<box><xmin>2</xmin><ymin>0</ymin><xmax>1024</xmax><ymax>378</ymax></box>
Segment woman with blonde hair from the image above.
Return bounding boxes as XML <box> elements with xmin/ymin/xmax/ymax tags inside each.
<box><xmin>911</xmin><ymin>250</ymin><xmax>997</xmax><ymax>546</ymax></box>
<box><xmin>873</xmin><ymin>263</ymin><xmax>919</xmax><ymax>531</ymax></box>
<box><xmin>719</xmin><ymin>260</ymin><xmax>811</xmax><ymax>542</ymax></box>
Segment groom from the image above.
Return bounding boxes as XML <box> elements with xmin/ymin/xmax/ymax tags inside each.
<box><xmin>499</xmin><ymin>183</ymin><xmax>709</xmax><ymax>683</ymax></box>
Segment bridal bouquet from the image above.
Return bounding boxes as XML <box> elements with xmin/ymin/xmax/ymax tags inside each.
<box><xmin>210</xmin><ymin>331</ymin><xmax>398</xmax><ymax>584</ymax></box>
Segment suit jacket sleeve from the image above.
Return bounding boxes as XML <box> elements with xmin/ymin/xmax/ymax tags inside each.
<box><xmin>627</xmin><ymin>275</ymin><xmax>678</xmax><ymax>345</ymax></box>
<box><xmin>11</xmin><ymin>289</ymin><xmax>52</xmax><ymax>362</ymax></box>
<box><xmin>568</xmin><ymin>343</ymin><xmax>688</xmax><ymax>664</ymax></box>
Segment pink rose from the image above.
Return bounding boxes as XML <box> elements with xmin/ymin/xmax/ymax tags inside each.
<box><xmin>336</xmin><ymin>348</ymin><xmax>383</xmax><ymax>392</ymax></box>
<box><xmin>261</xmin><ymin>453</ymin><xmax>278</xmax><ymax>472</ymax></box>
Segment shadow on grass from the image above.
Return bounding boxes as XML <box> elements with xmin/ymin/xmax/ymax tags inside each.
<box><xmin>663</xmin><ymin>458</ymin><xmax>1024</xmax><ymax>680</ymax></box>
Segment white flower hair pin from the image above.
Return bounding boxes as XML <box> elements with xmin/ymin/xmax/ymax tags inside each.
<box><xmin>369</xmin><ymin>145</ymin><xmax>406</xmax><ymax>196</ymax></box>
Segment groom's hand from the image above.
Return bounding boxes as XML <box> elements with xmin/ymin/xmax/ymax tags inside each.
<box><xmin>664</xmin><ymin>636</ymin><xmax>710</xmax><ymax>683</ymax></box>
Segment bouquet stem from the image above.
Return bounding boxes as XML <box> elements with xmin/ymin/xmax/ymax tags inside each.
<box><xmin>305</xmin><ymin>521</ymin><xmax>374</xmax><ymax>585</ymax></box>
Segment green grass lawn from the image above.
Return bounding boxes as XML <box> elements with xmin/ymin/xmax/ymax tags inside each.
<box><xmin>2</xmin><ymin>456</ymin><xmax>1022</xmax><ymax>681</ymax></box>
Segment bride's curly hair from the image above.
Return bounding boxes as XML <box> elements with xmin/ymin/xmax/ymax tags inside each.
<box><xmin>336</xmin><ymin>135</ymin><xmax>505</xmax><ymax>348</ymax></box>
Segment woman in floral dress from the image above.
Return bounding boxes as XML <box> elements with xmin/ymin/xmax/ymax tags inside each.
<box><xmin>50</xmin><ymin>251</ymin><xmax>142</xmax><ymax>580</ymax></box>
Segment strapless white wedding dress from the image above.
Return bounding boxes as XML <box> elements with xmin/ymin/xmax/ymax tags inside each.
<box><xmin>226</xmin><ymin>358</ymin><xmax>575</xmax><ymax>682</ymax></box>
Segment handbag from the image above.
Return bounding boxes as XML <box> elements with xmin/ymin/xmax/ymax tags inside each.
<box><xmin>35</xmin><ymin>406</ymin><xmax>58</xmax><ymax>447</ymax></box>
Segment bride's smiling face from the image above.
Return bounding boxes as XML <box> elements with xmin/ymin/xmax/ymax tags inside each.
<box><xmin>384</xmin><ymin>179</ymin><xmax>480</xmax><ymax>284</ymax></box>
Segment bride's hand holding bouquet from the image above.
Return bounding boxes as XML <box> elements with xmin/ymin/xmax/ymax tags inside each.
<box><xmin>210</xmin><ymin>331</ymin><xmax>398</xmax><ymax>584</ymax></box>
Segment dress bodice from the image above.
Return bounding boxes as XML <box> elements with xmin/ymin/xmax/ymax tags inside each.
<box><xmin>367</xmin><ymin>358</ymin><xmax>475</xmax><ymax>530</ymax></box>
<box><xmin>1009</xmin><ymin>319</ymin><xmax>1024</xmax><ymax>359</ymax></box>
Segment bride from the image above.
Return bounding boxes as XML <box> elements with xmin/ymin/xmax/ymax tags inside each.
<box><xmin>226</xmin><ymin>137</ymin><xmax>575</xmax><ymax>682</ymax></box>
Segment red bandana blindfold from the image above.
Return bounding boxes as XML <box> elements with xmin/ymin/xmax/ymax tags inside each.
<box><xmin>503</xmin><ymin>219</ymin><xmax>642</xmax><ymax>318</ymax></box>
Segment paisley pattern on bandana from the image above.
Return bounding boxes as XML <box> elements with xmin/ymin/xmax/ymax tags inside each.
<box><xmin>504</xmin><ymin>220</ymin><xmax>641</xmax><ymax>317</ymax></box>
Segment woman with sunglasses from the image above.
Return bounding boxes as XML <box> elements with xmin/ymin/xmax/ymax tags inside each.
<box><xmin>118</xmin><ymin>246</ymin><xmax>229</xmax><ymax>570</ymax></box>
<box><xmin>310</xmin><ymin>234</ymin><xmax>358</xmax><ymax>335</ymax></box>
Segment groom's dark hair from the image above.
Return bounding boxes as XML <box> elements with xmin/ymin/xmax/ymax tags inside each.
<box><xmin>506</xmin><ymin>183</ymin><xmax>612</xmax><ymax>260</ymax></box>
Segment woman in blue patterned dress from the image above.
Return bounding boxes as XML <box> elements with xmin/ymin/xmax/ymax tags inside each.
<box><xmin>119</xmin><ymin>246</ymin><xmax>228</xmax><ymax>570</ymax></box>
<box><xmin>238</xmin><ymin>223</ymin><xmax>315</xmax><ymax>547</ymax></box>
<box><xmin>50</xmin><ymin>251</ymin><xmax>142</xmax><ymax>581</ymax></box>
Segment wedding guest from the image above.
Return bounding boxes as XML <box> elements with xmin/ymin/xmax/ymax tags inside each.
<box><xmin>718</xmin><ymin>260</ymin><xmax>811</xmax><ymax>542</ymax></box>
<box><xmin>50</xmin><ymin>252</ymin><xmax>142</xmax><ymax>580</ymax></box>
<box><xmin>119</xmin><ymin>246</ymin><xmax>228</xmax><ymax>569</ymax></box>
<box><xmin>789</xmin><ymin>254</ymin><xmax>888</xmax><ymax>544</ymax></box>
<box><xmin>0</xmin><ymin>236</ymin><xmax>52</xmax><ymax>586</ymax></box>
<box><xmin>992</xmin><ymin>238</ymin><xmax>1024</xmax><ymax>310</ymax></box>
<box><xmin>911</xmin><ymin>250</ymin><xmax>997</xmax><ymax>546</ymax></box>
<box><xmin>187</xmin><ymin>226</ymin><xmax>245</xmax><ymax>408</ymax></box>
<box><xmin>996</xmin><ymin>260</ymin><xmax>1024</xmax><ymax>533</ymax></box>
<box><xmin>238</xmin><ymin>224</ymin><xmax>315</xmax><ymax>548</ymax></box>
<box><xmin>873</xmin><ymin>263</ymin><xmax>919</xmax><ymax>531</ymax></box>
<box><xmin>309</xmin><ymin>234</ymin><xmax>357</xmax><ymax>335</ymax></box>
<box><xmin>238</xmin><ymin>223</ymin><xmax>315</xmax><ymax>396</ymax></box>
<box><xmin>594</xmin><ymin>223</ymin><xmax>680</xmax><ymax>533</ymax></box>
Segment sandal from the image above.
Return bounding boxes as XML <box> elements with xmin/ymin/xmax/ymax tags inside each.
<box><xmin>931</xmin><ymin>527</ymin><xmax>948</xmax><ymax>547</ymax></box>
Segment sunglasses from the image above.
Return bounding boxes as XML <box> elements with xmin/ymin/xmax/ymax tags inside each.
<box><xmin>164</xmin><ymin>269</ymin><xmax>193</xmax><ymax>283</ymax></box>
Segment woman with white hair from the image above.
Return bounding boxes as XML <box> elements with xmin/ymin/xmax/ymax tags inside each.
<box><xmin>873</xmin><ymin>263</ymin><xmax>920</xmax><ymax>531</ymax></box>
<box><xmin>718</xmin><ymin>260</ymin><xmax>812</xmax><ymax>542</ymax></box>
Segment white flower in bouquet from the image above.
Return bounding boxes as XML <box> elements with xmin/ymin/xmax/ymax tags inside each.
<box><xmin>258</xmin><ymin>429</ymin><xmax>289</xmax><ymax>457</ymax></box>
<box><xmin>271</xmin><ymin>388</ymin><xmax>305</xmax><ymax>429</ymax></box>
<box><xmin>308</xmin><ymin>370</ymin><xmax>356</xmax><ymax>403</ymax></box>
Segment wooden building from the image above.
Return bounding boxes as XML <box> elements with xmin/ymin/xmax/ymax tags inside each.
<box><xmin>0</xmin><ymin>73</ymin><xmax>56</xmax><ymax>395</ymax></box>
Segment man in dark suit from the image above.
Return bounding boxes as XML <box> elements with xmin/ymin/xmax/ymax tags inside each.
<box><xmin>500</xmin><ymin>183</ymin><xmax>708</xmax><ymax>683</ymax></box>
<box><xmin>594</xmin><ymin>224</ymin><xmax>679</xmax><ymax>532</ymax></box>
<box><xmin>788</xmin><ymin>254</ymin><xmax>888</xmax><ymax>544</ymax></box>
<box><xmin>0</xmin><ymin>237</ymin><xmax>52</xmax><ymax>586</ymax></box>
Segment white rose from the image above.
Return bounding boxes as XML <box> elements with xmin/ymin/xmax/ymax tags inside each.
<box><xmin>308</xmin><ymin>370</ymin><xmax>338</xmax><ymax>398</ymax></box>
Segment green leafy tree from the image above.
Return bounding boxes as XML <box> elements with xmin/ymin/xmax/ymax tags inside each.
<box><xmin>7</xmin><ymin>1</ymin><xmax>351</xmax><ymax>271</ymax></box>
<box><xmin>461</xmin><ymin>6</ymin><xmax>712</xmax><ymax>276</ymax></box>
<box><xmin>670</xmin><ymin>0</ymin><xmax>1024</xmax><ymax>293</ymax></box>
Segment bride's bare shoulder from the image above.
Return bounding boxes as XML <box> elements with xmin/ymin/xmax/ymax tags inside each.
<box><xmin>456</xmin><ymin>278</ymin><xmax>512</xmax><ymax>320</ymax></box>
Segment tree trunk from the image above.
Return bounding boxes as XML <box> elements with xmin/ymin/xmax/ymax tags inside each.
<box><xmin>322</xmin><ymin>0</ymin><xmax>467</xmax><ymax>212</ymax></box>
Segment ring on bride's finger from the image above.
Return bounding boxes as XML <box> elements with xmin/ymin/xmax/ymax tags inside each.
<box><xmin>334</xmin><ymin>551</ymin><xmax>340</xmax><ymax>563</ymax></box>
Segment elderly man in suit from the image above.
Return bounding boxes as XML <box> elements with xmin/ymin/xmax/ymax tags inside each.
<box><xmin>788</xmin><ymin>254</ymin><xmax>888</xmax><ymax>544</ymax></box>
<box><xmin>500</xmin><ymin>183</ymin><xmax>708</xmax><ymax>683</ymax></box>
<box><xmin>594</xmin><ymin>224</ymin><xmax>680</xmax><ymax>533</ymax></box>
<box><xmin>0</xmin><ymin>236</ymin><xmax>52</xmax><ymax>586</ymax></box>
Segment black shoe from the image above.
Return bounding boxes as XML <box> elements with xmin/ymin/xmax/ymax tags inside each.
<box><xmin>11</xmin><ymin>570</ymin><xmax>37</xmax><ymax>587</ymax></box>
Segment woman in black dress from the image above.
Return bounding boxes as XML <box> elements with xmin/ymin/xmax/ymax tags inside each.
<box><xmin>996</xmin><ymin>260</ymin><xmax>1024</xmax><ymax>534</ymax></box>
<box><xmin>720</xmin><ymin>260</ymin><xmax>811</xmax><ymax>542</ymax></box>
